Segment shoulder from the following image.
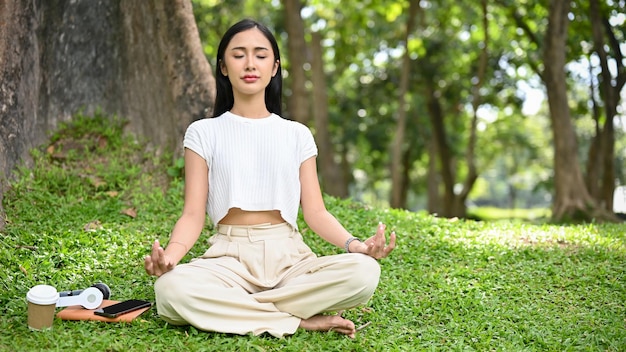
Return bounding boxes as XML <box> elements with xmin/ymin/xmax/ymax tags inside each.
<box><xmin>272</xmin><ymin>114</ymin><xmax>312</xmax><ymax>134</ymax></box>
<box><xmin>187</xmin><ymin>113</ymin><xmax>229</xmax><ymax>132</ymax></box>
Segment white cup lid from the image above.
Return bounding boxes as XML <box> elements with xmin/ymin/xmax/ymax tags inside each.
<box><xmin>27</xmin><ymin>285</ymin><xmax>59</xmax><ymax>305</ymax></box>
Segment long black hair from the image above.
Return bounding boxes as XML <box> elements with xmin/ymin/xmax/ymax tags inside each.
<box><xmin>212</xmin><ymin>19</ymin><xmax>283</xmax><ymax>117</ymax></box>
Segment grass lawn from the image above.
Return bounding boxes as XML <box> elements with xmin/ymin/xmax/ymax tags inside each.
<box><xmin>1</xmin><ymin>116</ymin><xmax>625</xmax><ymax>351</ymax></box>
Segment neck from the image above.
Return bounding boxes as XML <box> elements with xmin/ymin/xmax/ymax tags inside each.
<box><xmin>231</xmin><ymin>94</ymin><xmax>270</xmax><ymax>118</ymax></box>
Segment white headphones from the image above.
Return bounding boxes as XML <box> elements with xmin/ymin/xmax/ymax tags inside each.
<box><xmin>56</xmin><ymin>283</ymin><xmax>111</xmax><ymax>310</ymax></box>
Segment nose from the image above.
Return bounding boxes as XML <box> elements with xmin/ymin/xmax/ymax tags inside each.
<box><xmin>245</xmin><ymin>56</ymin><xmax>255</xmax><ymax>71</ymax></box>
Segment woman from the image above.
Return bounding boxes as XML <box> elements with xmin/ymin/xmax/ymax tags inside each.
<box><xmin>144</xmin><ymin>19</ymin><xmax>396</xmax><ymax>338</ymax></box>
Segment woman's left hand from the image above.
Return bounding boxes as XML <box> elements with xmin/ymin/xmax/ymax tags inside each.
<box><xmin>352</xmin><ymin>222</ymin><xmax>397</xmax><ymax>259</ymax></box>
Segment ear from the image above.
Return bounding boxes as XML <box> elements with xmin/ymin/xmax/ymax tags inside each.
<box><xmin>220</xmin><ymin>60</ymin><xmax>228</xmax><ymax>76</ymax></box>
<box><xmin>272</xmin><ymin>60</ymin><xmax>279</xmax><ymax>77</ymax></box>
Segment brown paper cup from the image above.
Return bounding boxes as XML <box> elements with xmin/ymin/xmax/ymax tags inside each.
<box><xmin>26</xmin><ymin>285</ymin><xmax>59</xmax><ymax>331</ymax></box>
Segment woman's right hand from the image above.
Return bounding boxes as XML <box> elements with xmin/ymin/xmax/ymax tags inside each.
<box><xmin>144</xmin><ymin>240</ymin><xmax>176</xmax><ymax>277</ymax></box>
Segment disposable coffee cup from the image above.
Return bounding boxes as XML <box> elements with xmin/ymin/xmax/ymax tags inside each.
<box><xmin>26</xmin><ymin>285</ymin><xmax>59</xmax><ymax>331</ymax></box>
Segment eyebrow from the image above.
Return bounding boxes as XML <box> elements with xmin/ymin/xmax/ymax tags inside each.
<box><xmin>230</xmin><ymin>46</ymin><xmax>270</xmax><ymax>52</ymax></box>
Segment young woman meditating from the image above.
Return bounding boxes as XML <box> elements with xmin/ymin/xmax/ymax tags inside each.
<box><xmin>144</xmin><ymin>19</ymin><xmax>396</xmax><ymax>338</ymax></box>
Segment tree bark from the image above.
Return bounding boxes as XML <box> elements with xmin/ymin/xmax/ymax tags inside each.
<box><xmin>426</xmin><ymin>82</ymin><xmax>456</xmax><ymax>216</ymax></box>
<box><xmin>282</xmin><ymin>0</ymin><xmax>310</xmax><ymax>124</ymax></box>
<box><xmin>542</xmin><ymin>0</ymin><xmax>611</xmax><ymax>221</ymax></box>
<box><xmin>426</xmin><ymin>139</ymin><xmax>442</xmax><ymax>214</ymax></box>
<box><xmin>588</xmin><ymin>0</ymin><xmax>625</xmax><ymax>212</ymax></box>
<box><xmin>117</xmin><ymin>1</ymin><xmax>215</xmax><ymax>151</ymax></box>
<box><xmin>456</xmin><ymin>0</ymin><xmax>488</xmax><ymax>211</ymax></box>
<box><xmin>310</xmin><ymin>31</ymin><xmax>348</xmax><ymax>197</ymax></box>
<box><xmin>584</xmin><ymin>61</ymin><xmax>602</xmax><ymax>201</ymax></box>
<box><xmin>0</xmin><ymin>0</ymin><xmax>215</xmax><ymax>230</ymax></box>
<box><xmin>390</xmin><ymin>0</ymin><xmax>419</xmax><ymax>209</ymax></box>
<box><xmin>422</xmin><ymin>1</ymin><xmax>488</xmax><ymax>219</ymax></box>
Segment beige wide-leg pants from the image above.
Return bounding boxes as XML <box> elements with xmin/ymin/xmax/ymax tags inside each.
<box><xmin>154</xmin><ymin>223</ymin><xmax>381</xmax><ymax>338</ymax></box>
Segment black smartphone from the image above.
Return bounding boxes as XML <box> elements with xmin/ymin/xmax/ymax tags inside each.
<box><xmin>94</xmin><ymin>299</ymin><xmax>152</xmax><ymax>318</ymax></box>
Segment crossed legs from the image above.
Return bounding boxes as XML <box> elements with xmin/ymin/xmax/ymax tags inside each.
<box><xmin>154</xmin><ymin>253</ymin><xmax>380</xmax><ymax>338</ymax></box>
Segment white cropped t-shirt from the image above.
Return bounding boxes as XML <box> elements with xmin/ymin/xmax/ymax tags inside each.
<box><xmin>183</xmin><ymin>111</ymin><xmax>318</xmax><ymax>229</ymax></box>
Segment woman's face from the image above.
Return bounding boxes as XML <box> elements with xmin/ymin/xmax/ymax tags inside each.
<box><xmin>220</xmin><ymin>27</ymin><xmax>279</xmax><ymax>99</ymax></box>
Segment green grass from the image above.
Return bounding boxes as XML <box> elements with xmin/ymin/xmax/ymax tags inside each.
<box><xmin>467</xmin><ymin>207</ymin><xmax>552</xmax><ymax>222</ymax></box>
<box><xmin>1</xmin><ymin>115</ymin><xmax>625</xmax><ymax>351</ymax></box>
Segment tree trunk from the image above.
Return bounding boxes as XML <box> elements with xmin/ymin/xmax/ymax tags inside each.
<box><xmin>310</xmin><ymin>31</ymin><xmax>348</xmax><ymax>197</ymax></box>
<box><xmin>427</xmin><ymin>139</ymin><xmax>442</xmax><ymax>214</ymax></box>
<box><xmin>457</xmin><ymin>0</ymin><xmax>488</xmax><ymax>210</ymax></box>
<box><xmin>0</xmin><ymin>0</ymin><xmax>215</xmax><ymax>230</ymax></box>
<box><xmin>584</xmin><ymin>61</ymin><xmax>602</xmax><ymax>201</ymax></box>
<box><xmin>422</xmin><ymin>1</ymin><xmax>488</xmax><ymax>219</ymax></box>
<box><xmin>426</xmin><ymin>82</ymin><xmax>456</xmax><ymax>217</ymax></box>
<box><xmin>390</xmin><ymin>0</ymin><xmax>419</xmax><ymax>209</ymax></box>
<box><xmin>282</xmin><ymin>0</ymin><xmax>310</xmax><ymax>124</ymax></box>
<box><xmin>117</xmin><ymin>1</ymin><xmax>215</xmax><ymax>151</ymax></box>
<box><xmin>588</xmin><ymin>0</ymin><xmax>625</xmax><ymax>213</ymax></box>
<box><xmin>542</xmin><ymin>0</ymin><xmax>612</xmax><ymax>221</ymax></box>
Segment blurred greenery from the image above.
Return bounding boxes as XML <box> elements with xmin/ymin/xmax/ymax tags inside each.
<box><xmin>190</xmin><ymin>0</ymin><xmax>626</xmax><ymax>215</ymax></box>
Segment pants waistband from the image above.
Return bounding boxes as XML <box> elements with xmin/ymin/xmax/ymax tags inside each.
<box><xmin>215</xmin><ymin>222</ymin><xmax>297</xmax><ymax>242</ymax></box>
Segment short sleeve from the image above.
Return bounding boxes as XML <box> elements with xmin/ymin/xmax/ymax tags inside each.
<box><xmin>298</xmin><ymin>124</ymin><xmax>318</xmax><ymax>164</ymax></box>
<box><xmin>183</xmin><ymin>121</ymin><xmax>211</xmax><ymax>167</ymax></box>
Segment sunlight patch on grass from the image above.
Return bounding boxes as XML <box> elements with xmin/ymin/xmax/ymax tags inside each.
<box><xmin>468</xmin><ymin>206</ymin><xmax>551</xmax><ymax>221</ymax></box>
<box><xmin>437</xmin><ymin>219</ymin><xmax>626</xmax><ymax>254</ymax></box>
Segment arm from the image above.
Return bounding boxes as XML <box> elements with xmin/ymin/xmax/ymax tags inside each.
<box><xmin>144</xmin><ymin>148</ymin><xmax>209</xmax><ymax>276</ymax></box>
<box><xmin>299</xmin><ymin>157</ymin><xmax>396</xmax><ymax>258</ymax></box>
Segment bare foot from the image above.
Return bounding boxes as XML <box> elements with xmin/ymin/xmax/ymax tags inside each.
<box><xmin>299</xmin><ymin>314</ymin><xmax>356</xmax><ymax>338</ymax></box>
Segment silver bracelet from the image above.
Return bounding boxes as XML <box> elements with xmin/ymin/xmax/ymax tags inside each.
<box><xmin>344</xmin><ymin>236</ymin><xmax>361</xmax><ymax>253</ymax></box>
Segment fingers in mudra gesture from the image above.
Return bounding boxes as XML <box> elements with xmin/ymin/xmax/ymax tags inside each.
<box><xmin>144</xmin><ymin>240</ymin><xmax>176</xmax><ymax>277</ymax></box>
<box><xmin>362</xmin><ymin>222</ymin><xmax>397</xmax><ymax>259</ymax></box>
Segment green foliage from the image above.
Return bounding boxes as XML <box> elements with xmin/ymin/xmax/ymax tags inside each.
<box><xmin>187</xmin><ymin>0</ymin><xmax>626</xmax><ymax>211</ymax></box>
<box><xmin>192</xmin><ymin>0</ymin><xmax>281</xmax><ymax>64</ymax></box>
<box><xmin>166</xmin><ymin>157</ymin><xmax>185</xmax><ymax>178</ymax></box>
<box><xmin>49</xmin><ymin>109</ymin><xmax>127</xmax><ymax>146</ymax></box>
<box><xmin>1</xmin><ymin>115</ymin><xmax>625</xmax><ymax>351</ymax></box>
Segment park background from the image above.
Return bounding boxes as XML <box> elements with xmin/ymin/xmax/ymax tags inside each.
<box><xmin>0</xmin><ymin>0</ymin><xmax>625</xmax><ymax>223</ymax></box>
<box><xmin>192</xmin><ymin>0</ymin><xmax>626</xmax><ymax>223</ymax></box>
<box><xmin>0</xmin><ymin>0</ymin><xmax>625</xmax><ymax>351</ymax></box>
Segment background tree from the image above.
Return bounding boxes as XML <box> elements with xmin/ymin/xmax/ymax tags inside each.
<box><xmin>0</xmin><ymin>0</ymin><xmax>214</xmax><ymax>230</ymax></box>
<box><xmin>500</xmin><ymin>0</ymin><xmax>624</xmax><ymax>221</ymax></box>
<box><xmin>542</xmin><ymin>0</ymin><xmax>599</xmax><ymax>221</ymax></box>
<box><xmin>584</xmin><ymin>0</ymin><xmax>626</xmax><ymax>212</ymax></box>
<box><xmin>282</xmin><ymin>0</ymin><xmax>310</xmax><ymax>124</ymax></box>
<box><xmin>282</xmin><ymin>0</ymin><xmax>349</xmax><ymax>196</ymax></box>
<box><xmin>310</xmin><ymin>30</ymin><xmax>350</xmax><ymax>197</ymax></box>
<box><xmin>406</xmin><ymin>1</ymin><xmax>505</xmax><ymax>218</ymax></box>
<box><xmin>390</xmin><ymin>0</ymin><xmax>419</xmax><ymax>209</ymax></box>
<box><xmin>2</xmin><ymin>0</ymin><xmax>625</xmax><ymax>227</ymax></box>
<box><xmin>191</xmin><ymin>0</ymin><xmax>625</xmax><ymax>220</ymax></box>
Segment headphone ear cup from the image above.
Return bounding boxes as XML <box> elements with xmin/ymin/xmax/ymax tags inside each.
<box><xmin>56</xmin><ymin>287</ymin><xmax>103</xmax><ymax>309</ymax></box>
<box><xmin>92</xmin><ymin>283</ymin><xmax>111</xmax><ymax>299</ymax></box>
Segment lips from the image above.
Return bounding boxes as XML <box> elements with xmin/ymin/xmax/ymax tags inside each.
<box><xmin>242</xmin><ymin>75</ymin><xmax>260</xmax><ymax>83</ymax></box>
